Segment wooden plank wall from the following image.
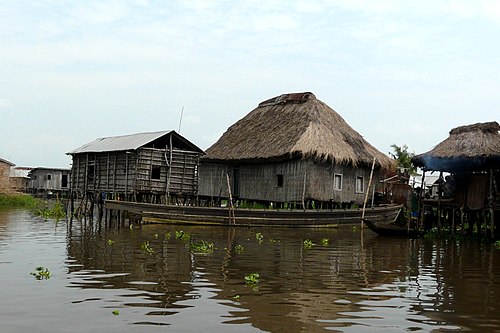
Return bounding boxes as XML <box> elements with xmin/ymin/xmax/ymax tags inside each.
<box><xmin>198</xmin><ymin>159</ymin><xmax>381</xmax><ymax>204</ymax></box>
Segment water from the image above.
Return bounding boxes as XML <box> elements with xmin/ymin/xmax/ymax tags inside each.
<box><xmin>0</xmin><ymin>209</ymin><xmax>499</xmax><ymax>332</ymax></box>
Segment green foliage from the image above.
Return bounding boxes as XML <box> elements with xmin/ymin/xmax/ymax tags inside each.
<box><xmin>493</xmin><ymin>241</ymin><xmax>500</xmax><ymax>249</ymax></box>
<box><xmin>390</xmin><ymin>144</ymin><xmax>418</xmax><ymax>177</ymax></box>
<box><xmin>107</xmin><ymin>239</ymin><xmax>115</xmax><ymax>245</ymax></box>
<box><xmin>233</xmin><ymin>295</ymin><xmax>240</xmax><ymax>300</ymax></box>
<box><xmin>234</xmin><ymin>244</ymin><xmax>245</xmax><ymax>254</ymax></box>
<box><xmin>320</xmin><ymin>238</ymin><xmax>329</xmax><ymax>246</ymax></box>
<box><xmin>191</xmin><ymin>240</ymin><xmax>215</xmax><ymax>254</ymax></box>
<box><xmin>175</xmin><ymin>230</ymin><xmax>190</xmax><ymax>242</ymax></box>
<box><xmin>255</xmin><ymin>232</ymin><xmax>264</xmax><ymax>243</ymax></box>
<box><xmin>140</xmin><ymin>241</ymin><xmax>154</xmax><ymax>255</ymax></box>
<box><xmin>164</xmin><ymin>232</ymin><xmax>171</xmax><ymax>240</ymax></box>
<box><xmin>244</xmin><ymin>273</ymin><xmax>260</xmax><ymax>285</ymax></box>
<box><xmin>33</xmin><ymin>200</ymin><xmax>66</xmax><ymax>219</ymax></box>
<box><xmin>0</xmin><ymin>194</ymin><xmax>39</xmax><ymax>207</ymax></box>
<box><xmin>30</xmin><ymin>266</ymin><xmax>51</xmax><ymax>280</ymax></box>
<box><xmin>112</xmin><ymin>310</ymin><xmax>120</xmax><ymax>316</ymax></box>
<box><xmin>303</xmin><ymin>239</ymin><xmax>314</xmax><ymax>250</ymax></box>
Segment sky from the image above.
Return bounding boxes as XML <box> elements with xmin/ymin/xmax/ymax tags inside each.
<box><xmin>1</xmin><ymin>0</ymin><xmax>499</xmax><ymax>168</ymax></box>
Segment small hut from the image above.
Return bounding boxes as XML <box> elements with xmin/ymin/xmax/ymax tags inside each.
<box><xmin>68</xmin><ymin>130</ymin><xmax>204</xmax><ymax>206</ymax></box>
<box><xmin>198</xmin><ymin>92</ymin><xmax>396</xmax><ymax>208</ymax></box>
<box><xmin>27</xmin><ymin>167</ymin><xmax>71</xmax><ymax>198</ymax></box>
<box><xmin>0</xmin><ymin>157</ymin><xmax>15</xmax><ymax>194</ymax></box>
<box><xmin>412</xmin><ymin>121</ymin><xmax>500</xmax><ymax>238</ymax></box>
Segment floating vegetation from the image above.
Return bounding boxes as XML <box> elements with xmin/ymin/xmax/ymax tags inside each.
<box><xmin>165</xmin><ymin>232</ymin><xmax>171</xmax><ymax>240</ymax></box>
<box><xmin>191</xmin><ymin>240</ymin><xmax>215</xmax><ymax>254</ymax></box>
<box><xmin>303</xmin><ymin>239</ymin><xmax>314</xmax><ymax>250</ymax></box>
<box><xmin>112</xmin><ymin>310</ymin><xmax>120</xmax><ymax>316</ymax></box>
<box><xmin>269</xmin><ymin>238</ymin><xmax>279</xmax><ymax>243</ymax></box>
<box><xmin>320</xmin><ymin>238</ymin><xmax>329</xmax><ymax>246</ymax></box>
<box><xmin>234</xmin><ymin>244</ymin><xmax>245</xmax><ymax>254</ymax></box>
<box><xmin>153</xmin><ymin>233</ymin><xmax>159</xmax><ymax>239</ymax></box>
<box><xmin>244</xmin><ymin>273</ymin><xmax>260</xmax><ymax>285</ymax></box>
<box><xmin>233</xmin><ymin>295</ymin><xmax>240</xmax><ymax>301</ymax></box>
<box><xmin>140</xmin><ymin>241</ymin><xmax>154</xmax><ymax>255</ymax></box>
<box><xmin>494</xmin><ymin>241</ymin><xmax>500</xmax><ymax>249</ymax></box>
<box><xmin>33</xmin><ymin>200</ymin><xmax>66</xmax><ymax>219</ymax></box>
<box><xmin>352</xmin><ymin>226</ymin><xmax>359</xmax><ymax>232</ymax></box>
<box><xmin>30</xmin><ymin>266</ymin><xmax>51</xmax><ymax>280</ymax></box>
<box><xmin>175</xmin><ymin>230</ymin><xmax>190</xmax><ymax>242</ymax></box>
<box><xmin>255</xmin><ymin>232</ymin><xmax>264</xmax><ymax>243</ymax></box>
<box><xmin>107</xmin><ymin>239</ymin><xmax>115</xmax><ymax>246</ymax></box>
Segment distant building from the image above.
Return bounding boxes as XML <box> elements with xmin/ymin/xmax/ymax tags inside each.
<box><xmin>9</xmin><ymin>166</ymin><xmax>32</xmax><ymax>192</ymax></box>
<box><xmin>0</xmin><ymin>157</ymin><xmax>15</xmax><ymax>194</ymax></box>
<box><xmin>28</xmin><ymin>167</ymin><xmax>71</xmax><ymax>197</ymax></box>
<box><xmin>67</xmin><ymin>130</ymin><xmax>204</xmax><ymax>203</ymax></box>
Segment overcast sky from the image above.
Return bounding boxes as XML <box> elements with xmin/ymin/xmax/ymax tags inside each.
<box><xmin>1</xmin><ymin>0</ymin><xmax>499</xmax><ymax>168</ymax></box>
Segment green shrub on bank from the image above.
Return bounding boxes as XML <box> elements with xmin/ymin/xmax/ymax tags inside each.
<box><xmin>0</xmin><ymin>194</ymin><xmax>39</xmax><ymax>208</ymax></box>
<box><xmin>0</xmin><ymin>194</ymin><xmax>66</xmax><ymax>219</ymax></box>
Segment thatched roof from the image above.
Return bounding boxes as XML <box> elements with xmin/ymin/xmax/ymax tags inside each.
<box><xmin>412</xmin><ymin>121</ymin><xmax>500</xmax><ymax>172</ymax></box>
<box><xmin>205</xmin><ymin>92</ymin><xmax>395</xmax><ymax>170</ymax></box>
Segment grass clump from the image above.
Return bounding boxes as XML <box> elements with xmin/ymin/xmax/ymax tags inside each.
<box><xmin>0</xmin><ymin>194</ymin><xmax>39</xmax><ymax>208</ymax></box>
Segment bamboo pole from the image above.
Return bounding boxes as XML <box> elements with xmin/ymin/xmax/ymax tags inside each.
<box><xmin>489</xmin><ymin>169</ymin><xmax>495</xmax><ymax>239</ymax></box>
<box><xmin>361</xmin><ymin>156</ymin><xmax>376</xmax><ymax>229</ymax></box>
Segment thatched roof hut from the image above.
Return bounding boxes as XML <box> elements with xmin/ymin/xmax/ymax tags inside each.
<box><xmin>412</xmin><ymin>121</ymin><xmax>500</xmax><ymax>172</ymax></box>
<box><xmin>205</xmin><ymin>92</ymin><xmax>395</xmax><ymax>171</ymax></box>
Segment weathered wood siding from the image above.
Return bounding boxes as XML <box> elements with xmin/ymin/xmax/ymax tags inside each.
<box><xmin>71</xmin><ymin>148</ymin><xmax>200</xmax><ymax>196</ymax></box>
<box><xmin>28</xmin><ymin>169</ymin><xmax>70</xmax><ymax>192</ymax></box>
<box><xmin>199</xmin><ymin>159</ymin><xmax>382</xmax><ymax>204</ymax></box>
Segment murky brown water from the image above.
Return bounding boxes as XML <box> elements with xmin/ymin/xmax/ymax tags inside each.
<box><xmin>1</xmin><ymin>208</ymin><xmax>499</xmax><ymax>332</ymax></box>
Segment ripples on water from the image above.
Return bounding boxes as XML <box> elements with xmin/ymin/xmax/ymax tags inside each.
<box><xmin>0</xmin><ymin>209</ymin><xmax>499</xmax><ymax>332</ymax></box>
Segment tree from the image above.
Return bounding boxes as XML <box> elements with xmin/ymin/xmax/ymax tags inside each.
<box><xmin>389</xmin><ymin>144</ymin><xmax>418</xmax><ymax>180</ymax></box>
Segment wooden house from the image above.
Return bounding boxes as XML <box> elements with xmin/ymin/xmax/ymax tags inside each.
<box><xmin>27</xmin><ymin>167</ymin><xmax>71</xmax><ymax>197</ymax></box>
<box><xmin>67</xmin><ymin>130</ymin><xmax>204</xmax><ymax>204</ymax></box>
<box><xmin>198</xmin><ymin>92</ymin><xmax>396</xmax><ymax>208</ymax></box>
<box><xmin>0</xmin><ymin>157</ymin><xmax>15</xmax><ymax>194</ymax></box>
<box><xmin>412</xmin><ymin>121</ymin><xmax>500</xmax><ymax>238</ymax></box>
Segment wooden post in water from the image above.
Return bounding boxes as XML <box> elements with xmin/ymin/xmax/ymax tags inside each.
<box><xmin>489</xmin><ymin>169</ymin><xmax>495</xmax><ymax>239</ymax></box>
<box><xmin>361</xmin><ymin>157</ymin><xmax>376</xmax><ymax>229</ymax></box>
<box><xmin>226</xmin><ymin>173</ymin><xmax>235</xmax><ymax>225</ymax></box>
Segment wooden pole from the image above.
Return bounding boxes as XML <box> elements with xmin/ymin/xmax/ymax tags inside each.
<box><xmin>361</xmin><ymin>156</ymin><xmax>376</xmax><ymax>229</ymax></box>
<box><xmin>226</xmin><ymin>173</ymin><xmax>235</xmax><ymax>225</ymax></box>
<box><xmin>302</xmin><ymin>171</ymin><xmax>307</xmax><ymax>209</ymax></box>
<box><xmin>489</xmin><ymin>169</ymin><xmax>495</xmax><ymax>239</ymax></box>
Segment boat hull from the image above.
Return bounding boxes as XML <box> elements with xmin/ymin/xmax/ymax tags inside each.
<box><xmin>104</xmin><ymin>200</ymin><xmax>403</xmax><ymax>227</ymax></box>
<box><xmin>363</xmin><ymin>219</ymin><xmax>420</xmax><ymax>237</ymax></box>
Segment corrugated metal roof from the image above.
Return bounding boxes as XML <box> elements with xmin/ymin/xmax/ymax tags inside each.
<box><xmin>0</xmin><ymin>157</ymin><xmax>15</xmax><ymax>166</ymax></box>
<box><xmin>67</xmin><ymin>130</ymin><xmax>173</xmax><ymax>154</ymax></box>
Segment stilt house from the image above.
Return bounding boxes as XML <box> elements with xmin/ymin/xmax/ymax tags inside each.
<box><xmin>27</xmin><ymin>167</ymin><xmax>71</xmax><ymax>197</ymax></box>
<box><xmin>412</xmin><ymin>121</ymin><xmax>500</xmax><ymax>238</ymax></box>
<box><xmin>198</xmin><ymin>92</ymin><xmax>395</xmax><ymax>208</ymax></box>
<box><xmin>67</xmin><ymin>130</ymin><xmax>204</xmax><ymax>203</ymax></box>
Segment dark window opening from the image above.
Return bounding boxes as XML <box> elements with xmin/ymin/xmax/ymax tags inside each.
<box><xmin>47</xmin><ymin>174</ymin><xmax>52</xmax><ymax>180</ymax></box>
<box><xmin>61</xmin><ymin>174</ymin><xmax>68</xmax><ymax>188</ymax></box>
<box><xmin>232</xmin><ymin>168</ymin><xmax>240</xmax><ymax>197</ymax></box>
<box><xmin>277</xmin><ymin>174</ymin><xmax>284</xmax><ymax>187</ymax></box>
<box><xmin>151</xmin><ymin>165</ymin><xmax>162</xmax><ymax>180</ymax></box>
<box><xmin>87</xmin><ymin>164</ymin><xmax>95</xmax><ymax>182</ymax></box>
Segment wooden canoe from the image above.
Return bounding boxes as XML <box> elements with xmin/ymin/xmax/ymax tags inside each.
<box><xmin>363</xmin><ymin>218</ymin><xmax>420</xmax><ymax>237</ymax></box>
<box><xmin>104</xmin><ymin>200</ymin><xmax>404</xmax><ymax>227</ymax></box>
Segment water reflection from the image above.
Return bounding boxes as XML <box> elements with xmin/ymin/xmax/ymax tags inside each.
<box><xmin>0</xmin><ymin>209</ymin><xmax>499</xmax><ymax>332</ymax></box>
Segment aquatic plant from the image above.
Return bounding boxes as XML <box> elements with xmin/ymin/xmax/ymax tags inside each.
<box><xmin>30</xmin><ymin>266</ymin><xmax>51</xmax><ymax>280</ymax></box>
<box><xmin>320</xmin><ymin>238</ymin><xmax>329</xmax><ymax>246</ymax></box>
<box><xmin>107</xmin><ymin>239</ymin><xmax>115</xmax><ymax>245</ymax></box>
<box><xmin>269</xmin><ymin>238</ymin><xmax>279</xmax><ymax>243</ymax></box>
<box><xmin>233</xmin><ymin>295</ymin><xmax>240</xmax><ymax>300</ymax></box>
<box><xmin>255</xmin><ymin>232</ymin><xmax>264</xmax><ymax>243</ymax></box>
<box><xmin>303</xmin><ymin>239</ymin><xmax>314</xmax><ymax>250</ymax></box>
<box><xmin>165</xmin><ymin>232</ymin><xmax>171</xmax><ymax>240</ymax></box>
<box><xmin>494</xmin><ymin>240</ymin><xmax>500</xmax><ymax>249</ymax></box>
<box><xmin>33</xmin><ymin>200</ymin><xmax>66</xmax><ymax>219</ymax></box>
<box><xmin>234</xmin><ymin>244</ymin><xmax>245</xmax><ymax>254</ymax></box>
<box><xmin>191</xmin><ymin>240</ymin><xmax>215</xmax><ymax>254</ymax></box>
<box><xmin>140</xmin><ymin>241</ymin><xmax>154</xmax><ymax>255</ymax></box>
<box><xmin>112</xmin><ymin>310</ymin><xmax>120</xmax><ymax>316</ymax></box>
<box><xmin>175</xmin><ymin>230</ymin><xmax>190</xmax><ymax>241</ymax></box>
<box><xmin>352</xmin><ymin>226</ymin><xmax>358</xmax><ymax>232</ymax></box>
<box><xmin>244</xmin><ymin>273</ymin><xmax>260</xmax><ymax>285</ymax></box>
<box><xmin>154</xmin><ymin>233</ymin><xmax>159</xmax><ymax>239</ymax></box>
